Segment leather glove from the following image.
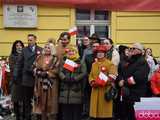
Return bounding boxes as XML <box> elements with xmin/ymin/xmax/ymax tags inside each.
<box><xmin>90</xmin><ymin>80</ymin><xmax>98</xmax><ymax>88</ymax></box>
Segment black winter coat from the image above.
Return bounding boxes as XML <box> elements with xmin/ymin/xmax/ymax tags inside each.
<box><xmin>16</xmin><ymin>46</ymin><xmax>42</xmax><ymax>87</ymax></box>
<box><xmin>9</xmin><ymin>53</ymin><xmax>23</xmax><ymax>101</ymax></box>
<box><xmin>125</xmin><ymin>55</ymin><xmax>150</xmax><ymax>102</ymax></box>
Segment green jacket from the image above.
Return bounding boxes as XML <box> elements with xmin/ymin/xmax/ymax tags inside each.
<box><xmin>59</xmin><ymin>58</ymin><xmax>87</xmax><ymax>104</ymax></box>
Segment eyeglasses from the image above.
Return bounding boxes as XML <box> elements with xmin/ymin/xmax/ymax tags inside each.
<box><xmin>103</xmin><ymin>42</ymin><xmax>109</xmax><ymax>45</ymax></box>
<box><xmin>92</xmin><ymin>45</ymin><xmax>98</xmax><ymax>48</ymax></box>
<box><xmin>130</xmin><ymin>47</ymin><xmax>136</xmax><ymax>50</ymax></box>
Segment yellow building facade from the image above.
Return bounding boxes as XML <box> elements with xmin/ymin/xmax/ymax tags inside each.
<box><xmin>0</xmin><ymin>6</ymin><xmax>75</xmax><ymax>56</ymax></box>
<box><xmin>0</xmin><ymin>5</ymin><xmax>160</xmax><ymax>57</ymax></box>
<box><xmin>111</xmin><ymin>12</ymin><xmax>160</xmax><ymax>57</ymax></box>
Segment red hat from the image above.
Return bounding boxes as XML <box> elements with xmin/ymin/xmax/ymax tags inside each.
<box><xmin>94</xmin><ymin>45</ymin><xmax>109</xmax><ymax>53</ymax></box>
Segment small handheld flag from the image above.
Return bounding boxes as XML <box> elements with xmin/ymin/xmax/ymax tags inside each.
<box><xmin>68</xmin><ymin>27</ymin><xmax>77</xmax><ymax>36</ymax></box>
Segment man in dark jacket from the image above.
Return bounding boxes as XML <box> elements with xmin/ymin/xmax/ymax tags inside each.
<box><xmin>15</xmin><ymin>34</ymin><xmax>42</xmax><ymax>120</ymax></box>
<box><xmin>82</xmin><ymin>42</ymin><xmax>100</xmax><ymax>119</ymax></box>
<box><xmin>118</xmin><ymin>42</ymin><xmax>150</xmax><ymax>120</ymax></box>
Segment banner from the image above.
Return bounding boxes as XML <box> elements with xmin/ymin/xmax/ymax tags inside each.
<box><xmin>2</xmin><ymin>0</ymin><xmax>160</xmax><ymax>11</ymax></box>
<box><xmin>135</xmin><ymin>97</ymin><xmax>160</xmax><ymax>120</ymax></box>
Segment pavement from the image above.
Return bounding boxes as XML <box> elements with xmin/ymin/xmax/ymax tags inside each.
<box><xmin>0</xmin><ymin>115</ymin><xmax>15</xmax><ymax>120</ymax></box>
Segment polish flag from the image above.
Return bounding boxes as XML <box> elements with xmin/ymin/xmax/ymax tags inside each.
<box><xmin>108</xmin><ymin>74</ymin><xmax>117</xmax><ymax>81</ymax></box>
<box><xmin>63</xmin><ymin>59</ymin><xmax>78</xmax><ymax>72</ymax></box>
<box><xmin>127</xmin><ymin>76</ymin><xmax>136</xmax><ymax>85</ymax></box>
<box><xmin>96</xmin><ymin>72</ymin><xmax>109</xmax><ymax>86</ymax></box>
<box><xmin>68</xmin><ymin>27</ymin><xmax>78</xmax><ymax>36</ymax></box>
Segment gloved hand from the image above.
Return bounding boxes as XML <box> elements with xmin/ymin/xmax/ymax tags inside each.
<box><xmin>90</xmin><ymin>80</ymin><xmax>99</xmax><ymax>88</ymax></box>
<box><xmin>63</xmin><ymin>76</ymin><xmax>75</xmax><ymax>83</ymax></box>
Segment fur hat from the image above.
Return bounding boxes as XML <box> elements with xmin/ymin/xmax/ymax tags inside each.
<box><xmin>94</xmin><ymin>45</ymin><xmax>109</xmax><ymax>53</ymax></box>
<box><xmin>132</xmin><ymin>42</ymin><xmax>144</xmax><ymax>51</ymax></box>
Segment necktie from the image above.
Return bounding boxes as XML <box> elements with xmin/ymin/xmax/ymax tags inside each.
<box><xmin>30</xmin><ymin>46</ymin><xmax>35</xmax><ymax>52</ymax></box>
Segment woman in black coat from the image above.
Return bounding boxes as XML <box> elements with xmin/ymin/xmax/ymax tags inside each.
<box><xmin>114</xmin><ymin>45</ymin><xmax>130</xmax><ymax>120</ymax></box>
<box><xmin>9</xmin><ymin>40</ymin><xmax>24</xmax><ymax>120</ymax></box>
<box><xmin>118</xmin><ymin>43</ymin><xmax>150</xmax><ymax>120</ymax></box>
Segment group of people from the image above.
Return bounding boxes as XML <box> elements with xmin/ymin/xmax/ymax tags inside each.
<box><xmin>8</xmin><ymin>32</ymin><xmax>159</xmax><ymax>120</ymax></box>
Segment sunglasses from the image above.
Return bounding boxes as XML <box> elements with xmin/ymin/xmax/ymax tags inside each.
<box><xmin>130</xmin><ymin>47</ymin><xmax>136</xmax><ymax>50</ymax></box>
<box><xmin>103</xmin><ymin>42</ymin><xmax>110</xmax><ymax>45</ymax></box>
<box><xmin>92</xmin><ymin>45</ymin><xmax>98</xmax><ymax>48</ymax></box>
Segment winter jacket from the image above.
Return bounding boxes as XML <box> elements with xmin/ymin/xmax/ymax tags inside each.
<box><xmin>59</xmin><ymin>58</ymin><xmax>86</xmax><ymax>104</ymax></box>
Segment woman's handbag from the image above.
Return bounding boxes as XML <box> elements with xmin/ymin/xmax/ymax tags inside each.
<box><xmin>104</xmin><ymin>86</ymin><xmax>118</xmax><ymax>101</ymax></box>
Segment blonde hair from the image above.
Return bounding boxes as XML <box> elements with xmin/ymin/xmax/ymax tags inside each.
<box><xmin>66</xmin><ymin>45</ymin><xmax>80</xmax><ymax>60</ymax></box>
<box><xmin>42</xmin><ymin>43</ymin><xmax>56</xmax><ymax>56</ymax></box>
<box><xmin>47</xmin><ymin>38</ymin><xmax>56</xmax><ymax>45</ymax></box>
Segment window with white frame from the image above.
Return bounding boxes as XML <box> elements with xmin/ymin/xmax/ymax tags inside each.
<box><xmin>76</xmin><ymin>9</ymin><xmax>110</xmax><ymax>43</ymax></box>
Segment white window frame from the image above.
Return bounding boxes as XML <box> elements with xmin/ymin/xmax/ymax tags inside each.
<box><xmin>76</xmin><ymin>9</ymin><xmax>111</xmax><ymax>39</ymax></box>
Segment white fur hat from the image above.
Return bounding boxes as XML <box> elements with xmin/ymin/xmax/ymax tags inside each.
<box><xmin>132</xmin><ymin>42</ymin><xmax>144</xmax><ymax>51</ymax></box>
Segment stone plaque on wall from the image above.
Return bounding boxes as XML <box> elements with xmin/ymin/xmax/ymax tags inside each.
<box><xmin>3</xmin><ymin>5</ymin><xmax>37</xmax><ymax>28</ymax></box>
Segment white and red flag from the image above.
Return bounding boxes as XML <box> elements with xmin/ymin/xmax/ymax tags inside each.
<box><xmin>63</xmin><ymin>59</ymin><xmax>78</xmax><ymax>72</ymax></box>
<box><xmin>68</xmin><ymin>27</ymin><xmax>77</xmax><ymax>36</ymax></box>
<box><xmin>127</xmin><ymin>76</ymin><xmax>136</xmax><ymax>85</ymax></box>
<box><xmin>96</xmin><ymin>72</ymin><xmax>108</xmax><ymax>86</ymax></box>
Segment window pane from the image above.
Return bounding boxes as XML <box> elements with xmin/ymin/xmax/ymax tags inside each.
<box><xmin>77</xmin><ymin>26</ymin><xmax>90</xmax><ymax>38</ymax></box>
<box><xmin>95</xmin><ymin>26</ymin><xmax>108</xmax><ymax>38</ymax></box>
<box><xmin>76</xmin><ymin>9</ymin><xmax>90</xmax><ymax>20</ymax></box>
<box><xmin>95</xmin><ymin>11</ymin><xmax>108</xmax><ymax>20</ymax></box>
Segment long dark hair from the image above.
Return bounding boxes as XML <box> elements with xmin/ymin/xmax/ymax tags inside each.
<box><xmin>11</xmin><ymin>40</ymin><xmax>24</xmax><ymax>54</ymax></box>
